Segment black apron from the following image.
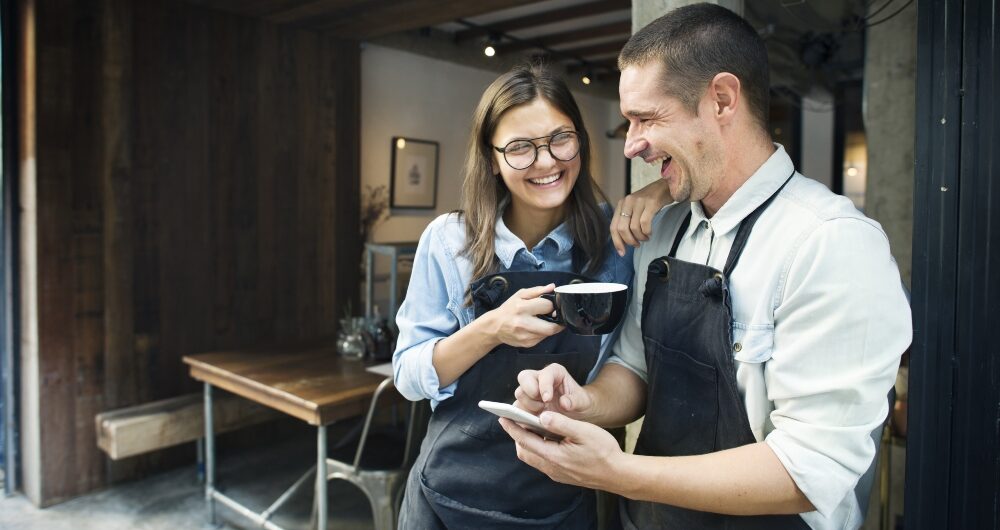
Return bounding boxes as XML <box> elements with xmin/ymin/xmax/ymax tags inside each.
<box><xmin>400</xmin><ymin>266</ymin><xmax>602</xmax><ymax>530</ymax></box>
<box><xmin>620</xmin><ymin>173</ymin><xmax>810</xmax><ymax>529</ymax></box>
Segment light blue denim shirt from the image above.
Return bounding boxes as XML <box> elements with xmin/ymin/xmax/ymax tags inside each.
<box><xmin>392</xmin><ymin>204</ymin><xmax>634</xmax><ymax>409</ymax></box>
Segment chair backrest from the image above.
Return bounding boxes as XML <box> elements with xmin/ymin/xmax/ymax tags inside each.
<box><xmin>352</xmin><ymin>377</ymin><xmax>429</xmax><ymax>471</ymax></box>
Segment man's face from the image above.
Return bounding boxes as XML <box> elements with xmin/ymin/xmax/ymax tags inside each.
<box><xmin>619</xmin><ymin>62</ymin><xmax>723</xmax><ymax>204</ymax></box>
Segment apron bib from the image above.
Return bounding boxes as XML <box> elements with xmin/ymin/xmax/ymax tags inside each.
<box><xmin>620</xmin><ymin>173</ymin><xmax>809</xmax><ymax>530</ymax></box>
<box><xmin>401</xmin><ymin>266</ymin><xmax>602</xmax><ymax>530</ymax></box>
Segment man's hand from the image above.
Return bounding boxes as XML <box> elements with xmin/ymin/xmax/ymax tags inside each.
<box><xmin>514</xmin><ymin>363</ymin><xmax>592</xmax><ymax>419</ymax></box>
<box><xmin>499</xmin><ymin>411</ymin><xmax>623</xmax><ymax>490</ymax></box>
<box><xmin>612</xmin><ymin>179</ymin><xmax>673</xmax><ymax>256</ymax></box>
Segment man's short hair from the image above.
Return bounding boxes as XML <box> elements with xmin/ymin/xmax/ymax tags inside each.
<box><xmin>618</xmin><ymin>3</ymin><xmax>770</xmax><ymax>132</ymax></box>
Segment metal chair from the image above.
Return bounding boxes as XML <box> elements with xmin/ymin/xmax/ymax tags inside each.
<box><xmin>321</xmin><ymin>377</ymin><xmax>428</xmax><ymax>530</ymax></box>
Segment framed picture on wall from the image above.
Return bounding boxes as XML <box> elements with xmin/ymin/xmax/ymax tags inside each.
<box><xmin>390</xmin><ymin>137</ymin><xmax>439</xmax><ymax>209</ymax></box>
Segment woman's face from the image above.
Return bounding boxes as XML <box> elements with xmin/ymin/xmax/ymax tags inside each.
<box><xmin>491</xmin><ymin>98</ymin><xmax>582</xmax><ymax>216</ymax></box>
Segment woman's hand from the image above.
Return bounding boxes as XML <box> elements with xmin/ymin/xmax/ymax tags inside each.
<box><xmin>612</xmin><ymin>179</ymin><xmax>673</xmax><ymax>256</ymax></box>
<box><xmin>484</xmin><ymin>284</ymin><xmax>565</xmax><ymax>348</ymax></box>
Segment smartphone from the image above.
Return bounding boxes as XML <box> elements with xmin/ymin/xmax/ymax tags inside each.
<box><xmin>478</xmin><ymin>400</ymin><xmax>564</xmax><ymax>442</ymax></box>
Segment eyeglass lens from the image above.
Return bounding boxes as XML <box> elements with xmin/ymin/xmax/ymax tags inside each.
<box><xmin>503</xmin><ymin>132</ymin><xmax>580</xmax><ymax>170</ymax></box>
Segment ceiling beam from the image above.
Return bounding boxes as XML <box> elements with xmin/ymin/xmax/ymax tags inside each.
<box><xmin>556</xmin><ymin>39</ymin><xmax>627</xmax><ymax>59</ymax></box>
<box><xmin>264</xmin><ymin>0</ymin><xmax>370</xmax><ymax>24</ymax></box>
<box><xmin>454</xmin><ymin>0</ymin><xmax>630</xmax><ymax>42</ymax></box>
<box><xmin>566</xmin><ymin>58</ymin><xmax>618</xmax><ymax>73</ymax></box>
<box><xmin>304</xmin><ymin>0</ymin><xmax>545</xmax><ymax>38</ymax></box>
<box><xmin>499</xmin><ymin>20</ymin><xmax>631</xmax><ymax>54</ymax></box>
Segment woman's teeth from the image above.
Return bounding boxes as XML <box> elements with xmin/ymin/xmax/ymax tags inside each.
<box><xmin>529</xmin><ymin>173</ymin><xmax>561</xmax><ymax>185</ymax></box>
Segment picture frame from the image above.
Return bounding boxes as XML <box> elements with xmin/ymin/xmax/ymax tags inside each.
<box><xmin>390</xmin><ymin>137</ymin><xmax>439</xmax><ymax>209</ymax></box>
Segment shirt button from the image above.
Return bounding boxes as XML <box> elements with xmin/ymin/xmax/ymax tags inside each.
<box><xmin>733</xmin><ymin>342</ymin><xmax>742</xmax><ymax>352</ymax></box>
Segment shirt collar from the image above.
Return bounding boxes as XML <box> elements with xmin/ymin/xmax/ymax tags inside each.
<box><xmin>692</xmin><ymin>143</ymin><xmax>795</xmax><ymax>237</ymax></box>
<box><xmin>494</xmin><ymin>212</ymin><xmax>574</xmax><ymax>269</ymax></box>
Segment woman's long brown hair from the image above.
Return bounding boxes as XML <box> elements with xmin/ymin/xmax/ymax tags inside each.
<box><xmin>459</xmin><ymin>63</ymin><xmax>610</xmax><ymax>299</ymax></box>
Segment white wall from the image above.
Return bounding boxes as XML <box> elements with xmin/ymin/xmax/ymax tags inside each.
<box><xmin>361</xmin><ymin>45</ymin><xmax>626</xmax><ymax>244</ymax></box>
<box><xmin>800</xmin><ymin>91</ymin><xmax>835</xmax><ymax>189</ymax></box>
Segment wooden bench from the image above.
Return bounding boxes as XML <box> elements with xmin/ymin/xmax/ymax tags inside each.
<box><xmin>96</xmin><ymin>391</ymin><xmax>281</xmax><ymax>460</ymax></box>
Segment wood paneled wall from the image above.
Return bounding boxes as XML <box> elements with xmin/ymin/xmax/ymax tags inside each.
<box><xmin>19</xmin><ymin>0</ymin><xmax>360</xmax><ymax>506</ymax></box>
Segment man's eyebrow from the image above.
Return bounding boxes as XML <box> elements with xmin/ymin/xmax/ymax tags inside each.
<box><xmin>623</xmin><ymin>110</ymin><xmax>655</xmax><ymax>119</ymax></box>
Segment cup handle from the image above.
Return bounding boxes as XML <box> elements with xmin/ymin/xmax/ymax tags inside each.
<box><xmin>538</xmin><ymin>293</ymin><xmax>562</xmax><ymax>324</ymax></box>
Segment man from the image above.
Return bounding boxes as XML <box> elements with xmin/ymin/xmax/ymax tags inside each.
<box><xmin>499</xmin><ymin>4</ymin><xmax>912</xmax><ymax>529</ymax></box>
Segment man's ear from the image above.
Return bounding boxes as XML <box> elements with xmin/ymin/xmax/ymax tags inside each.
<box><xmin>709</xmin><ymin>72</ymin><xmax>741</xmax><ymax>125</ymax></box>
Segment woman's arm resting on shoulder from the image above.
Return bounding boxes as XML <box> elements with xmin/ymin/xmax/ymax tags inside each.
<box><xmin>611</xmin><ymin>179</ymin><xmax>672</xmax><ymax>256</ymax></box>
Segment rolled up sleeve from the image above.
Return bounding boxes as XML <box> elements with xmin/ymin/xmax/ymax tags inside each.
<box><xmin>765</xmin><ymin>218</ymin><xmax>912</xmax><ymax>517</ymax></box>
<box><xmin>392</xmin><ymin>218</ymin><xmax>462</xmax><ymax>405</ymax></box>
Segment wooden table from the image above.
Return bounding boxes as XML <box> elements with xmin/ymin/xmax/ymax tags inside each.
<box><xmin>184</xmin><ymin>344</ymin><xmax>391</xmax><ymax>530</ymax></box>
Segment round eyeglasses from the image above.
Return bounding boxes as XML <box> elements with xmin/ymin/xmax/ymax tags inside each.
<box><xmin>493</xmin><ymin>131</ymin><xmax>581</xmax><ymax>170</ymax></box>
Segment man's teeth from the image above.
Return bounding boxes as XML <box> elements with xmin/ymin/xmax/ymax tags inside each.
<box><xmin>647</xmin><ymin>156</ymin><xmax>671</xmax><ymax>166</ymax></box>
<box><xmin>529</xmin><ymin>173</ymin><xmax>561</xmax><ymax>185</ymax></box>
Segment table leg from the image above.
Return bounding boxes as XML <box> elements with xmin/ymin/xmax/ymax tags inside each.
<box><xmin>196</xmin><ymin>437</ymin><xmax>205</xmax><ymax>484</ymax></box>
<box><xmin>204</xmin><ymin>383</ymin><xmax>216</xmax><ymax>524</ymax></box>
<box><xmin>389</xmin><ymin>252</ymin><xmax>398</xmax><ymax>325</ymax></box>
<box><xmin>317</xmin><ymin>425</ymin><xmax>327</xmax><ymax>530</ymax></box>
<box><xmin>366</xmin><ymin>246</ymin><xmax>374</xmax><ymax>318</ymax></box>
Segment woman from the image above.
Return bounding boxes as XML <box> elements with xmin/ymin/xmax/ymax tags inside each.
<box><xmin>393</xmin><ymin>63</ymin><xmax>666</xmax><ymax>529</ymax></box>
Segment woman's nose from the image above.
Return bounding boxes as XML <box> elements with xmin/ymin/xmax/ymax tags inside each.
<box><xmin>534</xmin><ymin>145</ymin><xmax>558</xmax><ymax>167</ymax></box>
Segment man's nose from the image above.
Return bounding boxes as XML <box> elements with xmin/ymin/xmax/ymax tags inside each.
<box><xmin>623</xmin><ymin>135</ymin><xmax>648</xmax><ymax>159</ymax></box>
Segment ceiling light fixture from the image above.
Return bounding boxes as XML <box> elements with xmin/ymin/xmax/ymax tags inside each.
<box><xmin>484</xmin><ymin>33</ymin><xmax>500</xmax><ymax>57</ymax></box>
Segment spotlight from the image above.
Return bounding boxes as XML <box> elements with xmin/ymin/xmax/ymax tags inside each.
<box><xmin>484</xmin><ymin>33</ymin><xmax>500</xmax><ymax>58</ymax></box>
<box><xmin>582</xmin><ymin>73</ymin><xmax>592</xmax><ymax>85</ymax></box>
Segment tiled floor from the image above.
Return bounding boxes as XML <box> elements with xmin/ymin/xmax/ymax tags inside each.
<box><xmin>0</xmin><ymin>435</ymin><xmax>375</xmax><ymax>530</ymax></box>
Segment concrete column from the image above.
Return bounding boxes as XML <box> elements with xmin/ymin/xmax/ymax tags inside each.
<box><xmin>629</xmin><ymin>0</ymin><xmax>743</xmax><ymax>191</ymax></box>
<box><xmin>624</xmin><ymin>0</ymin><xmax>743</xmax><ymax>453</ymax></box>
<box><xmin>863</xmin><ymin>2</ymin><xmax>916</xmax><ymax>286</ymax></box>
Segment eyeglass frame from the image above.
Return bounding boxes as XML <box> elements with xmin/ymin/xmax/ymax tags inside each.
<box><xmin>491</xmin><ymin>130</ymin><xmax>582</xmax><ymax>170</ymax></box>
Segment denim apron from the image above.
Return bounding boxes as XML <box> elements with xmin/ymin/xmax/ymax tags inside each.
<box><xmin>619</xmin><ymin>173</ymin><xmax>810</xmax><ymax>529</ymax></box>
<box><xmin>400</xmin><ymin>265</ymin><xmax>601</xmax><ymax>529</ymax></box>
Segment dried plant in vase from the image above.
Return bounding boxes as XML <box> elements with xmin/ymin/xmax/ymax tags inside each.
<box><xmin>360</xmin><ymin>184</ymin><xmax>389</xmax><ymax>243</ymax></box>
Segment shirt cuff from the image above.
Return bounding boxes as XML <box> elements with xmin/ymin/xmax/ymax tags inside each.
<box><xmin>605</xmin><ymin>355</ymin><xmax>647</xmax><ymax>382</ymax></box>
<box><xmin>413</xmin><ymin>337</ymin><xmax>457</xmax><ymax>403</ymax></box>
<box><xmin>765</xmin><ymin>429</ymin><xmax>861</xmax><ymax>518</ymax></box>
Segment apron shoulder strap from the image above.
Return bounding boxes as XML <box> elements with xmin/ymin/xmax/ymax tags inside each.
<box><xmin>722</xmin><ymin>170</ymin><xmax>796</xmax><ymax>277</ymax></box>
<box><xmin>668</xmin><ymin>211</ymin><xmax>693</xmax><ymax>258</ymax></box>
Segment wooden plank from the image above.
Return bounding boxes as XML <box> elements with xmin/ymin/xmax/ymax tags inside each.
<box><xmin>18</xmin><ymin>0</ymin><xmax>41</xmax><ymax>506</ymax></box>
<box><xmin>265</xmin><ymin>0</ymin><xmax>368</xmax><ymax>24</ymax></box>
<box><xmin>183</xmin><ymin>348</ymin><xmax>394</xmax><ymax>426</ymax></box>
<box><xmin>498</xmin><ymin>20</ymin><xmax>631</xmax><ymax>54</ymax></box>
<box><xmin>100</xmin><ymin>0</ymin><xmax>136</xmax><ymax>423</ymax></box>
<box><xmin>454</xmin><ymin>0</ymin><xmax>630</xmax><ymax>42</ymax></box>
<box><xmin>96</xmin><ymin>392</ymin><xmax>282</xmax><ymax>460</ymax></box>
<box><xmin>554</xmin><ymin>39</ymin><xmax>627</xmax><ymax>59</ymax></box>
<box><xmin>314</xmin><ymin>0</ymin><xmax>546</xmax><ymax>38</ymax></box>
<box><xmin>328</xmin><ymin>36</ymin><xmax>361</xmax><ymax>320</ymax></box>
<box><xmin>22</xmin><ymin>0</ymin><xmax>364</xmax><ymax>503</ymax></box>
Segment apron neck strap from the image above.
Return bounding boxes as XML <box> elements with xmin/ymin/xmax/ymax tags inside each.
<box><xmin>666</xmin><ymin>169</ymin><xmax>796</xmax><ymax>272</ymax></box>
<box><xmin>722</xmin><ymin>169</ymin><xmax>796</xmax><ymax>277</ymax></box>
